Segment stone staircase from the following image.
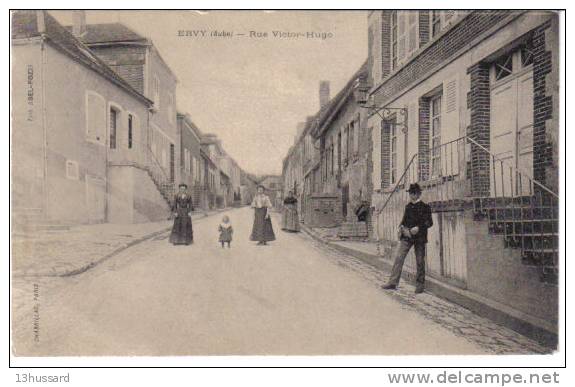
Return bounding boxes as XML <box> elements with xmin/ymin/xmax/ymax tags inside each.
<box><xmin>473</xmin><ymin>195</ymin><xmax>559</xmax><ymax>284</ymax></box>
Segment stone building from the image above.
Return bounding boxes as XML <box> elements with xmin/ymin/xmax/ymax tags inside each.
<box><xmin>12</xmin><ymin>11</ymin><xmax>171</xmax><ymax>227</ymax></box>
<box><xmin>177</xmin><ymin>113</ymin><xmax>205</xmax><ymax>209</ymax></box>
<box><xmin>68</xmin><ymin>14</ymin><xmax>180</xmax><ymax>200</ymax></box>
<box><xmin>367</xmin><ymin>10</ymin><xmax>559</xmax><ymax>343</ymax></box>
<box><xmin>310</xmin><ymin>62</ymin><xmax>373</xmax><ymax>236</ymax></box>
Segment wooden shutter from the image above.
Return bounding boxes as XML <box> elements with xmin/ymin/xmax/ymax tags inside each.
<box><xmin>442</xmin><ymin>76</ymin><xmax>460</xmax><ymax>176</ymax></box>
<box><xmin>397</xmin><ymin>12</ymin><xmax>406</xmax><ymax>61</ymax></box>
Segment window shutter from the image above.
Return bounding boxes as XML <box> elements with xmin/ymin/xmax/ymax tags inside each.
<box><xmin>86</xmin><ymin>93</ymin><xmax>106</xmax><ymax>144</ymax></box>
<box><xmin>354</xmin><ymin>114</ymin><xmax>360</xmax><ymax>153</ymax></box>
<box><xmin>398</xmin><ymin>12</ymin><xmax>406</xmax><ymax>61</ymax></box>
<box><xmin>442</xmin><ymin>76</ymin><xmax>460</xmax><ymax>176</ymax></box>
<box><xmin>408</xmin><ymin>11</ymin><xmax>418</xmax><ymax>54</ymax></box>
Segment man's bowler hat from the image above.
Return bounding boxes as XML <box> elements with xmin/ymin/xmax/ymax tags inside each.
<box><xmin>407</xmin><ymin>183</ymin><xmax>422</xmax><ymax>194</ymax></box>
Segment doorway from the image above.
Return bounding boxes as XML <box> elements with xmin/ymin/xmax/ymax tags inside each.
<box><xmin>489</xmin><ymin>47</ymin><xmax>534</xmax><ymax>196</ymax></box>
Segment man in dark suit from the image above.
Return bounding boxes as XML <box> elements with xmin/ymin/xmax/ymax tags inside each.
<box><xmin>382</xmin><ymin>183</ymin><xmax>433</xmax><ymax>294</ymax></box>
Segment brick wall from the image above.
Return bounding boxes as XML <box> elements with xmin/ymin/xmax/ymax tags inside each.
<box><xmin>89</xmin><ymin>45</ymin><xmax>146</xmax><ymax>94</ymax></box>
<box><xmin>372</xmin><ymin>10</ymin><xmax>514</xmax><ymax>107</ymax></box>
<box><xmin>532</xmin><ymin>20</ymin><xmax>556</xmax><ymax>192</ymax></box>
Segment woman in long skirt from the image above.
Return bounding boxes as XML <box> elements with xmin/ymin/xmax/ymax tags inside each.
<box><xmin>281</xmin><ymin>191</ymin><xmax>300</xmax><ymax>232</ymax></box>
<box><xmin>169</xmin><ymin>183</ymin><xmax>194</xmax><ymax>245</ymax></box>
<box><xmin>250</xmin><ymin>185</ymin><xmax>276</xmax><ymax>245</ymax></box>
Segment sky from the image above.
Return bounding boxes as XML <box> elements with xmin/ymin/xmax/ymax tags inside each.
<box><xmin>52</xmin><ymin>10</ymin><xmax>368</xmax><ymax>176</ymax></box>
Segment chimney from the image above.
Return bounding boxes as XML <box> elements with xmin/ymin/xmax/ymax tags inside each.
<box><xmin>319</xmin><ymin>81</ymin><xmax>330</xmax><ymax>108</ymax></box>
<box><xmin>72</xmin><ymin>10</ymin><xmax>86</xmax><ymax>37</ymax></box>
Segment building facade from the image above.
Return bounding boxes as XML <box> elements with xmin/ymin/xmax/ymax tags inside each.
<box><xmin>178</xmin><ymin>113</ymin><xmax>206</xmax><ymax>209</ymax></box>
<box><xmin>12</xmin><ymin>11</ymin><xmax>171</xmax><ymax>227</ymax></box>
<box><xmin>311</xmin><ymin>62</ymin><xmax>373</xmax><ymax>234</ymax></box>
<box><xmin>72</xmin><ymin>17</ymin><xmax>180</xmax><ymax>199</ymax></box>
<box><xmin>367</xmin><ymin>10</ymin><xmax>559</xmax><ymax>339</ymax></box>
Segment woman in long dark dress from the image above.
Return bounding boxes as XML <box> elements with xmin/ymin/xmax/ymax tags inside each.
<box><xmin>282</xmin><ymin>191</ymin><xmax>300</xmax><ymax>232</ymax></box>
<box><xmin>250</xmin><ymin>185</ymin><xmax>276</xmax><ymax>245</ymax></box>
<box><xmin>169</xmin><ymin>183</ymin><xmax>194</xmax><ymax>245</ymax></box>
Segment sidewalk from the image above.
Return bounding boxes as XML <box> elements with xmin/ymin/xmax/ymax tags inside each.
<box><xmin>11</xmin><ymin>208</ymin><xmax>229</xmax><ymax>278</ymax></box>
<box><xmin>301</xmin><ymin>224</ymin><xmax>558</xmax><ymax>349</ymax></box>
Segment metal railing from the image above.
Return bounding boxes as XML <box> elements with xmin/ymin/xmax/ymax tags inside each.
<box><xmin>145</xmin><ymin>145</ymin><xmax>174</xmax><ymax>206</ymax></box>
<box><xmin>466</xmin><ymin>137</ymin><xmax>559</xmax><ymax>272</ymax></box>
<box><xmin>374</xmin><ymin>135</ymin><xmax>559</xmax><ymax>273</ymax></box>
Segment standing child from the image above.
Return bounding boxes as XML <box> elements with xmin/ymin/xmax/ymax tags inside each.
<box><xmin>218</xmin><ymin>215</ymin><xmax>233</xmax><ymax>248</ymax></box>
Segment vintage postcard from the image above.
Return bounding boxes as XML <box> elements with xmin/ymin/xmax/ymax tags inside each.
<box><xmin>10</xmin><ymin>9</ymin><xmax>563</xmax><ymax>362</ymax></box>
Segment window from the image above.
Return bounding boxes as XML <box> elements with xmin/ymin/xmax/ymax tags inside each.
<box><xmin>153</xmin><ymin>75</ymin><xmax>160</xmax><ymax>109</ymax></box>
<box><xmin>397</xmin><ymin>12</ymin><xmax>406</xmax><ymax>63</ymax></box>
<box><xmin>128</xmin><ymin>114</ymin><xmax>133</xmax><ymax>149</ymax></box>
<box><xmin>191</xmin><ymin>156</ymin><xmax>196</xmax><ymax>180</ymax></box>
<box><xmin>407</xmin><ymin>11</ymin><xmax>418</xmax><ymax>55</ymax></box>
<box><xmin>521</xmin><ymin>40</ymin><xmax>534</xmax><ymax>67</ymax></box>
<box><xmin>337</xmin><ymin>131</ymin><xmax>342</xmax><ymax>172</ymax></box>
<box><xmin>348</xmin><ymin>121</ymin><xmax>355</xmax><ymax>159</ymax></box>
<box><xmin>109</xmin><ymin>108</ymin><xmax>117</xmax><ymax>149</ymax></box>
<box><xmin>431</xmin><ymin>10</ymin><xmax>441</xmax><ymax>37</ymax></box>
<box><xmin>329</xmin><ymin>138</ymin><xmax>334</xmax><ymax>176</ymax></box>
<box><xmin>391</xmin><ymin>11</ymin><xmax>419</xmax><ymax>71</ymax></box>
<box><xmin>354</xmin><ymin>115</ymin><xmax>360</xmax><ymax>154</ymax></box>
<box><xmin>431</xmin><ymin>11</ymin><xmax>458</xmax><ymax>39</ymax></box>
<box><xmin>430</xmin><ymin>95</ymin><xmax>442</xmax><ymax>177</ymax></box>
<box><xmin>65</xmin><ymin>160</ymin><xmax>79</xmax><ymax>180</ymax></box>
<box><xmin>184</xmin><ymin>148</ymin><xmax>190</xmax><ymax>173</ymax></box>
<box><xmin>494</xmin><ymin>52</ymin><xmax>513</xmax><ymax>81</ymax></box>
<box><xmin>86</xmin><ymin>92</ymin><xmax>106</xmax><ymax>144</ymax></box>
<box><xmin>344</xmin><ymin>125</ymin><xmax>350</xmax><ymax>163</ymax></box>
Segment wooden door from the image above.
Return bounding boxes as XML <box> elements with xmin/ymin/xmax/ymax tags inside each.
<box><xmin>516</xmin><ymin>71</ymin><xmax>534</xmax><ymax>193</ymax></box>
<box><xmin>490</xmin><ymin>80</ymin><xmax>516</xmax><ymax>196</ymax></box>
<box><xmin>490</xmin><ymin>69</ymin><xmax>534</xmax><ymax>197</ymax></box>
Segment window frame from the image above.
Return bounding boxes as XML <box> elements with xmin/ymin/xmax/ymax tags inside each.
<box><xmin>430</xmin><ymin>94</ymin><xmax>442</xmax><ymax>178</ymax></box>
<box><xmin>127</xmin><ymin>114</ymin><xmax>133</xmax><ymax>149</ymax></box>
<box><xmin>109</xmin><ymin>107</ymin><xmax>118</xmax><ymax>150</ymax></box>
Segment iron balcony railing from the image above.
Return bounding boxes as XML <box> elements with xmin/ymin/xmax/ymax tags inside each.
<box><xmin>374</xmin><ymin>135</ymin><xmax>559</xmax><ymax>276</ymax></box>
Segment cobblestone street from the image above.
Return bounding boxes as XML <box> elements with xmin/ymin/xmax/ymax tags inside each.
<box><xmin>12</xmin><ymin>207</ymin><xmax>550</xmax><ymax>356</ymax></box>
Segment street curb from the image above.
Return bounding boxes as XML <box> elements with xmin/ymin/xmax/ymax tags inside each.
<box><xmin>14</xmin><ymin>207</ymin><xmax>236</xmax><ymax>279</ymax></box>
<box><xmin>300</xmin><ymin>224</ymin><xmax>558</xmax><ymax>349</ymax></box>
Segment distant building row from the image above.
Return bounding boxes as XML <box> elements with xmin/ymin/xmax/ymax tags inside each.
<box><xmin>282</xmin><ymin>10</ymin><xmax>560</xmax><ymax>341</ymax></box>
